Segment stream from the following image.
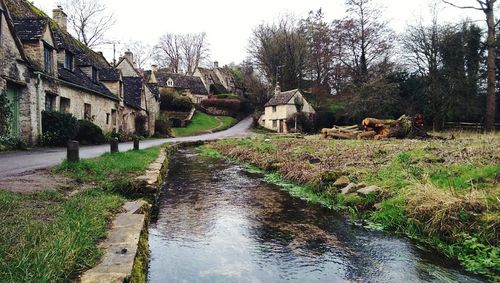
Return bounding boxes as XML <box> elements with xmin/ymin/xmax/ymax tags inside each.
<box><xmin>148</xmin><ymin>148</ymin><xmax>483</xmax><ymax>282</ymax></box>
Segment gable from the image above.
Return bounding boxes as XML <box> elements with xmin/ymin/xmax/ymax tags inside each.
<box><xmin>116</xmin><ymin>58</ymin><xmax>140</xmax><ymax>77</ymax></box>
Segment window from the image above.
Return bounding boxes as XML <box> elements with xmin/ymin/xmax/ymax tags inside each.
<box><xmin>44</xmin><ymin>43</ymin><xmax>53</xmax><ymax>74</ymax></box>
<box><xmin>45</xmin><ymin>93</ymin><xmax>56</xmax><ymax>111</ymax></box>
<box><xmin>64</xmin><ymin>51</ymin><xmax>74</xmax><ymax>71</ymax></box>
<box><xmin>106</xmin><ymin>113</ymin><xmax>110</xmax><ymax>124</ymax></box>
<box><xmin>166</xmin><ymin>78</ymin><xmax>174</xmax><ymax>87</ymax></box>
<box><xmin>272</xmin><ymin>120</ymin><xmax>277</xmax><ymax>128</ymax></box>
<box><xmin>91</xmin><ymin>67</ymin><xmax>98</xmax><ymax>83</ymax></box>
<box><xmin>84</xmin><ymin>103</ymin><xmax>91</xmax><ymax>120</ymax></box>
<box><xmin>59</xmin><ymin>97</ymin><xmax>70</xmax><ymax>113</ymax></box>
<box><xmin>196</xmin><ymin>97</ymin><xmax>203</xmax><ymax>104</ymax></box>
<box><xmin>111</xmin><ymin>109</ymin><xmax>117</xmax><ymax>125</ymax></box>
<box><xmin>272</xmin><ymin>106</ymin><xmax>277</xmax><ymax>113</ymax></box>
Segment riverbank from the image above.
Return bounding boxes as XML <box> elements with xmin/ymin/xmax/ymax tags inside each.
<box><xmin>204</xmin><ymin>133</ymin><xmax>500</xmax><ymax>280</ymax></box>
<box><xmin>172</xmin><ymin>112</ymin><xmax>237</xmax><ymax>137</ymax></box>
<box><xmin>0</xmin><ymin>147</ymin><xmax>162</xmax><ymax>282</ymax></box>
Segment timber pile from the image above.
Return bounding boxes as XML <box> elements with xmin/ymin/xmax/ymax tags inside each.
<box><xmin>322</xmin><ymin>115</ymin><xmax>429</xmax><ymax>140</ymax></box>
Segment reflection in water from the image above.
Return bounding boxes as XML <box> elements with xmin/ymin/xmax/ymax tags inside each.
<box><xmin>148</xmin><ymin>148</ymin><xmax>483</xmax><ymax>283</ymax></box>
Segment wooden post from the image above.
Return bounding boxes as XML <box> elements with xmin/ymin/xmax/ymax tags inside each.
<box><xmin>110</xmin><ymin>137</ymin><xmax>119</xmax><ymax>153</ymax></box>
<box><xmin>133</xmin><ymin>138</ymin><xmax>140</xmax><ymax>150</ymax></box>
<box><xmin>67</xmin><ymin>140</ymin><xmax>80</xmax><ymax>162</ymax></box>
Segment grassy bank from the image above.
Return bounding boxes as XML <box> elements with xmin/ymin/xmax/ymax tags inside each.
<box><xmin>172</xmin><ymin>112</ymin><xmax>235</xmax><ymax>137</ymax></box>
<box><xmin>0</xmin><ymin>147</ymin><xmax>161</xmax><ymax>282</ymax></box>
<box><xmin>205</xmin><ymin>133</ymin><xmax>500</xmax><ymax>280</ymax></box>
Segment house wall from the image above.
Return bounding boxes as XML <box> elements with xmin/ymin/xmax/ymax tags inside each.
<box><xmin>0</xmin><ymin>11</ymin><xmax>38</xmax><ymax>144</ymax></box>
<box><xmin>259</xmin><ymin>92</ymin><xmax>316</xmax><ymax>133</ymax></box>
<box><xmin>117</xmin><ymin>59</ymin><xmax>139</xmax><ymax>77</ymax></box>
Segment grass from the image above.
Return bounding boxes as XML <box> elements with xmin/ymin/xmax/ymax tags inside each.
<box><xmin>0</xmin><ymin>189</ymin><xmax>125</xmax><ymax>282</ymax></box>
<box><xmin>172</xmin><ymin>112</ymin><xmax>221</xmax><ymax>137</ymax></box>
<box><xmin>0</xmin><ymin>147</ymin><xmax>163</xmax><ymax>282</ymax></box>
<box><xmin>172</xmin><ymin>112</ymin><xmax>237</xmax><ymax>137</ymax></box>
<box><xmin>206</xmin><ymin>133</ymin><xmax>500</xmax><ymax>280</ymax></box>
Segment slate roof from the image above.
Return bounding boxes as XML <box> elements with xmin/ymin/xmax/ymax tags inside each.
<box><xmin>99</xmin><ymin>68</ymin><xmax>121</xmax><ymax>81</ymax></box>
<box><xmin>12</xmin><ymin>18</ymin><xmax>47</xmax><ymax>41</ymax></box>
<box><xmin>153</xmin><ymin>71</ymin><xmax>208</xmax><ymax>95</ymax></box>
<box><xmin>58</xmin><ymin>64</ymin><xmax>117</xmax><ymax>101</ymax></box>
<box><xmin>123</xmin><ymin>77</ymin><xmax>143</xmax><ymax>109</ymax></box>
<box><xmin>264</xmin><ymin>89</ymin><xmax>300</xmax><ymax>107</ymax></box>
<box><xmin>146</xmin><ymin>83</ymin><xmax>159</xmax><ymax>98</ymax></box>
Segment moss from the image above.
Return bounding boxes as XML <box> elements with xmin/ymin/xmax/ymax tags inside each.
<box><xmin>128</xmin><ymin>213</ymin><xmax>150</xmax><ymax>283</ymax></box>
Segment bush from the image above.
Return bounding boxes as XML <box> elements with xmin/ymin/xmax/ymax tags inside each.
<box><xmin>0</xmin><ymin>136</ymin><xmax>26</xmax><ymax>151</ymax></box>
<box><xmin>286</xmin><ymin>112</ymin><xmax>316</xmax><ymax>134</ymax></box>
<box><xmin>135</xmin><ymin>114</ymin><xmax>148</xmax><ymax>136</ymax></box>
<box><xmin>160</xmin><ymin>92</ymin><xmax>193</xmax><ymax>112</ymax></box>
<box><xmin>0</xmin><ymin>93</ymin><xmax>11</xmax><ymax>136</ymax></box>
<box><xmin>75</xmin><ymin>119</ymin><xmax>105</xmax><ymax>145</ymax></box>
<box><xmin>155</xmin><ymin>114</ymin><xmax>171</xmax><ymax>137</ymax></box>
<box><xmin>104</xmin><ymin>129</ymin><xmax>129</xmax><ymax>143</ymax></box>
<box><xmin>41</xmin><ymin>111</ymin><xmax>79</xmax><ymax>146</ymax></box>
<box><xmin>216</xmin><ymin>93</ymin><xmax>240</xmax><ymax>99</ymax></box>
<box><xmin>201</xmin><ymin>98</ymin><xmax>241</xmax><ymax>112</ymax></box>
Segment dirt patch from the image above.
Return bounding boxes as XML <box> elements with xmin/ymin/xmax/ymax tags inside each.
<box><xmin>0</xmin><ymin>169</ymin><xmax>74</xmax><ymax>193</ymax></box>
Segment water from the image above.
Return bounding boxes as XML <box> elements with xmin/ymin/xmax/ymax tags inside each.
<box><xmin>148</xmin><ymin>148</ymin><xmax>483</xmax><ymax>283</ymax></box>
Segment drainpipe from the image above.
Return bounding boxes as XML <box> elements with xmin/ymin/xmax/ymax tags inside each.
<box><xmin>34</xmin><ymin>71</ymin><xmax>42</xmax><ymax>136</ymax></box>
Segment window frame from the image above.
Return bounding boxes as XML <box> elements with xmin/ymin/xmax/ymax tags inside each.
<box><xmin>59</xmin><ymin>97</ymin><xmax>70</xmax><ymax>113</ymax></box>
<box><xmin>84</xmin><ymin>103</ymin><xmax>92</xmax><ymax>120</ymax></box>
<box><xmin>64</xmin><ymin>51</ymin><xmax>74</xmax><ymax>71</ymax></box>
<box><xmin>272</xmin><ymin>106</ymin><xmax>277</xmax><ymax>113</ymax></box>
<box><xmin>45</xmin><ymin>93</ymin><xmax>56</xmax><ymax>112</ymax></box>
<box><xmin>43</xmin><ymin>43</ymin><xmax>53</xmax><ymax>74</ymax></box>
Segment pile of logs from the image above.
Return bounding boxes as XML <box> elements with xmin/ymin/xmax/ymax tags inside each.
<box><xmin>321</xmin><ymin>115</ymin><xmax>429</xmax><ymax>140</ymax></box>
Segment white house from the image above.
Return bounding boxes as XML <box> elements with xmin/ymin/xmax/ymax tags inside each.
<box><xmin>259</xmin><ymin>86</ymin><xmax>315</xmax><ymax>133</ymax></box>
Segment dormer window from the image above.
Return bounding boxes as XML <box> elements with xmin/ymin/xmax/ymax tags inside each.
<box><xmin>64</xmin><ymin>51</ymin><xmax>74</xmax><ymax>71</ymax></box>
<box><xmin>166</xmin><ymin>78</ymin><xmax>174</xmax><ymax>87</ymax></box>
<box><xmin>43</xmin><ymin>43</ymin><xmax>53</xmax><ymax>74</ymax></box>
<box><xmin>91</xmin><ymin>67</ymin><xmax>98</xmax><ymax>83</ymax></box>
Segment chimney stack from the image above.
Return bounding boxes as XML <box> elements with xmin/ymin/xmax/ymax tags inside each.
<box><xmin>274</xmin><ymin>83</ymin><xmax>281</xmax><ymax>96</ymax></box>
<box><xmin>151</xmin><ymin>65</ymin><xmax>158</xmax><ymax>72</ymax></box>
<box><xmin>52</xmin><ymin>6</ymin><xmax>67</xmax><ymax>31</ymax></box>
<box><xmin>213</xmin><ymin>61</ymin><xmax>219</xmax><ymax>69</ymax></box>
<box><xmin>124</xmin><ymin>50</ymin><xmax>135</xmax><ymax>66</ymax></box>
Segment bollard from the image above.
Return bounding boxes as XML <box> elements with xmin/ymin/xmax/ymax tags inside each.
<box><xmin>110</xmin><ymin>137</ymin><xmax>119</xmax><ymax>153</ymax></box>
<box><xmin>67</xmin><ymin>140</ymin><xmax>80</xmax><ymax>162</ymax></box>
<box><xmin>133</xmin><ymin>138</ymin><xmax>140</xmax><ymax>150</ymax></box>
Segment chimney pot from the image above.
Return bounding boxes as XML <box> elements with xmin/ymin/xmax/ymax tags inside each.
<box><xmin>151</xmin><ymin>65</ymin><xmax>158</xmax><ymax>72</ymax></box>
<box><xmin>213</xmin><ymin>61</ymin><xmax>219</xmax><ymax>69</ymax></box>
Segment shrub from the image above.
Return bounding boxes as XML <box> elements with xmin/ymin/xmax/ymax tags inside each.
<box><xmin>160</xmin><ymin>92</ymin><xmax>193</xmax><ymax>112</ymax></box>
<box><xmin>201</xmin><ymin>98</ymin><xmax>241</xmax><ymax>112</ymax></box>
<box><xmin>286</xmin><ymin>112</ymin><xmax>316</xmax><ymax>134</ymax></box>
<box><xmin>40</xmin><ymin>111</ymin><xmax>79</xmax><ymax>146</ymax></box>
<box><xmin>155</xmin><ymin>114</ymin><xmax>171</xmax><ymax>137</ymax></box>
<box><xmin>0</xmin><ymin>136</ymin><xmax>26</xmax><ymax>151</ymax></box>
<box><xmin>0</xmin><ymin>93</ymin><xmax>11</xmax><ymax>136</ymax></box>
<box><xmin>216</xmin><ymin>93</ymin><xmax>240</xmax><ymax>99</ymax></box>
<box><xmin>105</xmin><ymin>129</ymin><xmax>129</xmax><ymax>143</ymax></box>
<box><xmin>75</xmin><ymin>119</ymin><xmax>105</xmax><ymax>145</ymax></box>
<box><xmin>135</xmin><ymin>114</ymin><xmax>148</xmax><ymax>136</ymax></box>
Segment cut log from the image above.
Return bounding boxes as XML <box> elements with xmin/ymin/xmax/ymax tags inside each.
<box><xmin>357</xmin><ymin>131</ymin><xmax>376</xmax><ymax>140</ymax></box>
<box><xmin>329</xmin><ymin>132</ymin><xmax>357</xmax><ymax>139</ymax></box>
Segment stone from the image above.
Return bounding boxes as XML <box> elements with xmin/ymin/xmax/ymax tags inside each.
<box><xmin>333</xmin><ymin>176</ymin><xmax>350</xmax><ymax>188</ymax></box>
<box><xmin>341</xmin><ymin>183</ymin><xmax>358</xmax><ymax>195</ymax></box>
<box><xmin>357</xmin><ymin>185</ymin><xmax>381</xmax><ymax>195</ymax></box>
<box><xmin>374</xmin><ymin>203</ymin><xmax>382</xmax><ymax>210</ymax></box>
<box><xmin>355</xmin><ymin>182</ymin><xmax>366</xmax><ymax>189</ymax></box>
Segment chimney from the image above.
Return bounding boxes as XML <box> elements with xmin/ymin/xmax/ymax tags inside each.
<box><xmin>151</xmin><ymin>65</ymin><xmax>158</xmax><ymax>72</ymax></box>
<box><xmin>274</xmin><ymin>83</ymin><xmax>281</xmax><ymax>96</ymax></box>
<box><xmin>213</xmin><ymin>61</ymin><xmax>219</xmax><ymax>69</ymax></box>
<box><xmin>52</xmin><ymin>6</ymin><xmax>67</xmax><ymax>31</ymax></box>
<box><xmin>124</xmin><ymin>50</ymin><xmax>134</xmax><ymax>66</ymax></box>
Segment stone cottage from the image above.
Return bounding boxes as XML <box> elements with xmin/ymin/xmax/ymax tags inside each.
<box><xmin>1</xmin><ymin>0</ymin><xmax>155</xmax><ymax>144</ymax></box>
<box><xmin>145</xmin><ymin>66</ymin><xmax>208</xmax><ymax>104</ymax></box>
<box><xmin>116</xmin><ymin>53</ymin><xmax>160</xmax><ymax>135</ymax></box>
<box><xmin>194</xmin><ymin>61</ymin><xmax>242</xmax><ymax>95</ymax></box>
<box><xmin>259</xmin><ymin>86</ymin><xmax>316</xmax><ymax>133</ymax></box>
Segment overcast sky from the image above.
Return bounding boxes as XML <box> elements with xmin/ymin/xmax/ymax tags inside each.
<box><xmin>36</xmin><ymin>0</ymin><xmax>487</xmax><ymax>67</ymax></box>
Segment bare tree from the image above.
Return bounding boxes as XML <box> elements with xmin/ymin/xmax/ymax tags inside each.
<box><xmin>180</xmin><ymin>33</ymin><xmax>210</xmax><ymax>75</ymax></box>
<box><xmin>442</xmin><ymin>0</ymin><xmax>497</xmax><ymax>131</ymax></box>
<box><xmin>332</xmin><ymin>0</ymin><xmax>393</xmax><ymax>84</ymax></box>
<box><xmin>154</xmin><ymin>33</ymin><xmax>182</xmax><ymax>73</ymax></box>
<box><xmin>59</xmin><ymin>0</ymin><xmax>115</xmax><ymax>47</ymax></box>
<box><xmin>121</xmin><ymin>40</ymin><xmax>151</xmax><ymax>69</ymax></box>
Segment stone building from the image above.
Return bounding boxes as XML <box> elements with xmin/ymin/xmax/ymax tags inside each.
<box><xmin>1</xmin><ymin>0</ymin><xmax>157</xmax><ymax>144</ymax></box>
<box><xmin>259</xmin><ymin>86</ymin><xmax>315</xmax><ymax>133</ymax></box>
<box><xmin>116</xmin><ymin>54</ymin><xmax>160</xmax><ymax>135</ymax></box>
<box><xmin>145</xmin><ymin>67</ymin><xmax>208</xmax><ymax>104</ymax></box>
<box><xmin>194</xmin><ymin>61</ymin><xmax>241</xmax><ymax>95</ymax></box>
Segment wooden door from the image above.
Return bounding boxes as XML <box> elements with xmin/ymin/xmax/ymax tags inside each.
<box><xmin>279</xmin><ymin>120</ymin><xmax>284</xmax><ymax>133</ymax></box>
<box><xmin>5</xmin><ymin>86</ymin><xmax>20</xmax><ymax>138</ymax></box>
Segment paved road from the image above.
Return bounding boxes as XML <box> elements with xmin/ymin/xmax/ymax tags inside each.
<box><xmin>0</xmin><ymin>116</ymin><xmax>253</xmax><ymax>178</ymax></box>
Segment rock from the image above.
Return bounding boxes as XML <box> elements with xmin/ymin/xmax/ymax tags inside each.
<box><xmin>355</xmin><ymin>182</ymin><xmax>366</xmax><ymax>189</ymax></box>
<box><xmin>333</xmin><ymin>176</ymin><xmax>350</xmax><ymax>188</ymax></box>
<box><xmin>341</xmin><ymin>183</ymin><xmax>358</xmax><ymax>195</ymax></box>
<box><xmin>373</xmin><ymin>203</ymin><xmax>382</xmax><ymax>210</ymax></box>
<box><xmin>357</xmin><ymin>185</ymin><xmax>381</xmax><ymax>195</ymax></box>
